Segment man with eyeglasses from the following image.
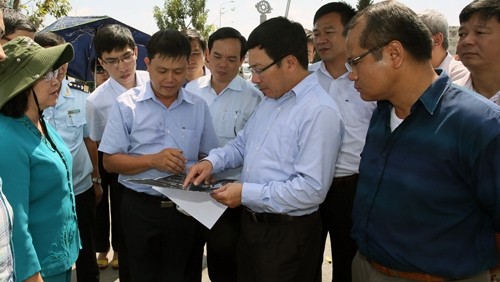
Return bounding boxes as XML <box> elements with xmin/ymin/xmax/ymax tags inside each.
<box><xmin>345</xmin><ymin>2</ymin><xmax>500</xmax><ymax>282</ymax></box>
<box><xmin>311</xmin><ymin>3</ymin><xmax>376</xmax><ymax>282</ymax></box>
<box><xmin>86</xmin><ymin>24</ymin><xmax>149</xmax><ymax>281</ymax></box>
<box><xmin>185</xmin><ymin>27</ymin><xmax>262</xmax><ymax>282</ymax></box>
<box><xmin>184</xmin><ymin>17</ymin><xmax>344</xmax><ymax>282</ymax></box>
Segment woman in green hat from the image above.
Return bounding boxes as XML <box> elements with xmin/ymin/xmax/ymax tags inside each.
<box><xmin>0</xmin><ymin>36</ymin><xmax>80</xmax><ymax>282</ymax></box>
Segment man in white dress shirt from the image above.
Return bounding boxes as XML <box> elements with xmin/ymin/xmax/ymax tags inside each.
<box><xmin>86</xmin><ymin>24</ymin><xmax>150</xmax><ymax>281</ymax></box>
<box><xmin>312</xmin><ymin>3</ymin><xmax>376</xmax><ymax>281</ymax></box>
<box><xmin>418</xmin><ymin>9</ymin><xmax>470</xmax><ymax>82</ymax></box>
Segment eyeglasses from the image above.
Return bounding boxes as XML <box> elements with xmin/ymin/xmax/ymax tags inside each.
<box><xmin>44</xmin><ymin>69</ymin><xmax>59</xmax><ymax>82</ymax></box>
<box><xmin>95</xmin><ymin>66</ymin><xmax>107</xmax><ymax>74</ymax></box>
<box><xmin>101</xmin><ymin>51</ymin><xmax>135</xmax><ymax>68</ymax></box>
<box><xmin>250</xmin><ymin>56</ymin><xmax>286</xmax><ymax>76</ymax></box>
<box><xmin>345</xmin><ymin>42</ymin><xmax>390</xmax><ymax>73</ymax></box>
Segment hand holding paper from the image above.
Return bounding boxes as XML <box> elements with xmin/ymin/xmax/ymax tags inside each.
<box><xmin>211</xmin><ymin>182</ymin><xmax>243</xmax><ymax>208</ymax></box>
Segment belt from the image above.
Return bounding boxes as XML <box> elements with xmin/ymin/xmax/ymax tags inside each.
<box><xmin>244</xmin><ymin>208</ymin><xmax>316</xmax><ymax>223</ymax></box>
<box><xmin>124</xmin><ymin>188</ymin><xmax>175</xmax><ymax>208</ymax></box>
<box><xmin>370</xmin><ymin>261</ymin><xmax>446</xmax><ymax>282</ymax></box>
<box><xmin>332</xmin><ymin>173</ymin><xmax>359</xmax><ymax>185</ymax></box>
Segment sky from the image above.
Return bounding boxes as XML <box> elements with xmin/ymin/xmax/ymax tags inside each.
<box><xmin>43</xmin><ymin>0</ymin><xmax>471</xmax><ymax>37</ymax></box>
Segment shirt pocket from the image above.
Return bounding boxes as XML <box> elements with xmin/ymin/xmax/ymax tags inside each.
<box><xmin>66</xmin><ymin>112</ymin><xmax>86</xmax><ymax>128</ymax></box>
<box><xmin>179</xmin><ymin>128</ymin><xmax>201</xmax><ymax>161</ymax></box>
<box><xmin>218</xmin><ymin>110</ymin><xmax>239</xmax><ymax>138</ymax></box>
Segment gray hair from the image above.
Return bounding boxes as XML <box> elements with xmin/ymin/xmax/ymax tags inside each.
<box><xmin>418</xmin><ymin>9</ymin><xmax>449</xmax><ymax>50</ymax></box>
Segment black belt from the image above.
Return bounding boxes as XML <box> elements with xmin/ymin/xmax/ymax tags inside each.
<box><xmin>332</xmin><ymin>173</ymin><xmax>359</xmax><ymax>185</ymax></box>
<box><xmin>124</xmin><ymin>188</ymin><xmax>175</xmax><ymax>208</ymax></box>
<box><xmin>244</xmin><ymin>208</ymin><xmax>317</xmax><ymax>223</ymax></box>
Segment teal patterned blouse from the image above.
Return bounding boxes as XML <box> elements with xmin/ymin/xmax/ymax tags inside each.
<box><xmin>0</xmin><ymin>114</ymin><xmax>80</xmax><ymax>281</ymax></box>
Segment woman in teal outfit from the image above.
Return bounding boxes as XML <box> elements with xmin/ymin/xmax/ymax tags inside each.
<box><xmin>0</xmin><ymin>36</ymin><xmax>80</xmax><ymax>282</ymax></box>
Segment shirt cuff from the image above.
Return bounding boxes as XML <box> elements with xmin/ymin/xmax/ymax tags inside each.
<box><xmin>241</xmin><ymin>182</ymin><xmax>264</xmax><ymax>212</ymax></box>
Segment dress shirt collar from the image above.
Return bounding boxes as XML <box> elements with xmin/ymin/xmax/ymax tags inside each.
<box><xmin>136</xmin><ymin>82</ymin><xmax>196</xmax><ymax>107</ymax></box>
<box><xmin>287</xmin><ymin>72</ymin><xmax>319</xmax><ymax>103</ymax></box>
<box><xmin>416</xmin><ymin>70</ymin><xmax>448</xmax><ymax>115</ymax></box>
<box><xmin>318</xmin><ymin>61</ymin><xmax>350</xmax><ymax>80</ymax></box>
<box><xmin>199</xmin><ymin>74</ymin><xmax>245</xmax><ymax>94</ymax></box>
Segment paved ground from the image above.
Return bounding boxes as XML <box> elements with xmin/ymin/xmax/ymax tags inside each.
<box><xmin>71</xmin><ymin>236</ymin><xmax>334</xmax><ymax>281</ymax></box>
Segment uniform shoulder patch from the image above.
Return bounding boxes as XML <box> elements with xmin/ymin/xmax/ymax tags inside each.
<box><xmin>68</xmin><ymin>81</ymin><xmax>89</xmax><ymax>93</ymax></box>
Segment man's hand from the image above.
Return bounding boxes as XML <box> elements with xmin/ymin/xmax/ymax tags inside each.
<box><xmin>93</xmin><ymin>183</ymin><xmax>103</xmax><ymax>206</ymax></box>
<box><xmin>183</xmin><ymin>160</ymin><xmax>213</xmax><ymax>187</ymax></box>
<box><xmin>151</xmin><ymin>148</ymin><xmax>187</xmax><ymax>175</ymax></box>
<box><xmin>210</xmin><ymin>182</ymin><xmax>242</xmax><ymax>208</ymax></box>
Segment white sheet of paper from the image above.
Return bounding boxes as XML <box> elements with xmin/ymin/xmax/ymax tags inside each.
<box><xmin>152</xmin><ymin>186</ymin><xmax>227</xmax><ymax>229</ymax></box>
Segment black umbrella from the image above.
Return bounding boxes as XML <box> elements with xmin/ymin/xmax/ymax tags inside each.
<box><xmin>42</xmin><ymin>15</ymin><xmax>151</xmax><ymax>82</ymax></box>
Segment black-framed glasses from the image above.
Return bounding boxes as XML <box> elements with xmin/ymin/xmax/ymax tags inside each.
<box><xmin>101</xmin><ymin>51</ymin><xmax>135</xmax><ymax>68</ymax></box>
<box><xmin>345</xmin><ymin>42</ymin><xmax>390</xmax><ymax>73</ymax></box>
<box><xmin>95</xmin><ymin>66</ymin><xmax>106</xmax><ymax>74</ymax></box>
<box><xmin>250</xmin><ymin>56</ymin><xmax>287</xmax><ymax>76</ymax></box>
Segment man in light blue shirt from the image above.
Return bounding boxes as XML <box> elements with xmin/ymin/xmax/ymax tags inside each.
<box><xmin>99</xmin><ymin>29</ymin><xmax>218</xmax><ymax>282</ymax></box>
<box><xmin>185</xmin><ymin>17</ymin><xmax>344</xmax><ymax>282</ymax></box>
<box><xmin>185</xmin><ymin>27</ymin><xmax>262</xmax><ymax>282</ymax></box>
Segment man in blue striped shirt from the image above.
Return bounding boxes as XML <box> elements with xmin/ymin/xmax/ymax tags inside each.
<box><xmin>345</xmin><ymin>1</ymin><xmax>500</xmax><ymax>281</ymax></box>
<box><xmin>185</xmin><ymin>17</ymin><xmax>344</xmax><ymax>282</ymax></box>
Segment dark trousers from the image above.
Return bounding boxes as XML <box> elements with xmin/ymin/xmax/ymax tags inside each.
<box><xmin>317</xmin><ymin>174</ymin><xmax>359</xmax><ymax>282</ymax></box>
<box><xmin>95</xmin><ymin>151</ymin><xmax>123</xmax><ymax>253</ymax></box>
<box><xmin>237</xmin><ymin>209</ymin><xmax>322</xmax><ymax>282</ymax></box>
<box><xmin>75</xmin><ymin>187</ymin><xmax>99</xmax><ymax>282</ymax></box>
<box><xmin>121</xmin><ymin>188</ymin><xmax>201</xmax><ymax>282</ymax></box>
<box><xmin>190</xmin><ymin>206</ymin><xmax>242</xmax><ymax>282</ymax></box>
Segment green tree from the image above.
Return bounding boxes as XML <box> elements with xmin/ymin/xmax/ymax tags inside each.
<box><xmin>153</xmin><ymin>0</ymin><xmax>215</xmax><ymax>39</ymax></box>
<box><xmin>356</xmin><ymin>0</ymin><xmax>373</xmax><ymax>11</ymax></box>
<box><xmin>10</xmin><ymin>0</ymin><xmax>71</xmax><ymax>29</ymax></box>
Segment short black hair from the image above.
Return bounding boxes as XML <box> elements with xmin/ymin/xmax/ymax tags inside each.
<box><xmin>345</xmin><ymin>1</ymin><xmax>432</xmax><ymax>63</ymax></box>
<box><xmin>247</xmin><ymin>16</ymin><xmax>308</xmax><ymax>70</ymax></box>
<box><xmin>93</xmin><ymin>24</ymin><xmax>136</xmax><ymax>58</ymax></box>
<box><xmin>147</xmin><ymin>29</ymin><xmax>191</xmax><ymax>61</ymax></box>
<box><xmin>2</xmin><ymin>8</ymin><xmax>36</xmax><ymax>38</ymax></box>
<box><xmin>208</xmin><ymin>27</ymin><xmax>247</xmax><ymax>59</ymax></box>
<box><xmin>460</xmin><ymin>0</ymin><xmax>500</xmax><ymax>24</ymax></box>
<box><xmin>313</xmin><ymin>1</ymin><xmax>356</xmax><ymax>26</ymax></box>
<box><xmin>34</xmin><ymin>31</ymin><xmax>65</xmax><ymax>47</ymax></box>
<box><xmin>181</xmin><ymin>28</ymin><xmax>207</xmax><ymax>53</ymax></box>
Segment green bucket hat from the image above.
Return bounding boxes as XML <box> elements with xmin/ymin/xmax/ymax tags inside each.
<box><xmin>0</xmin><ymin>36</ymin><xmax>74</xmax><ymax>109</ymax></box>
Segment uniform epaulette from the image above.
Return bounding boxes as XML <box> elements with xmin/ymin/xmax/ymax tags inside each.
<box><xmin>68</xmin><ymin>81</ymin><xmax>90</xmax><ymax>93</ymax></box>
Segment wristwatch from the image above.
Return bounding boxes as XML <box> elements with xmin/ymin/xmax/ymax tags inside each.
<box><xmin>92</xmin><ymin>177</ymin><xmax>102</xmax><ymax>184</ymax></box>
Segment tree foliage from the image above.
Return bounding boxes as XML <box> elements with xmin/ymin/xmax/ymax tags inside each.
<box><xmin>356</xmin><ymin>0</ymin><xmax>373</xmax><ymax>11</ymax></box>
<box><xmin>10</xmin><ymin>0</ymin><xmax>71</xmax><ymax>29</ymax></box>
<box><xmin>153</xmin><ymin>0</ymin><xmax>215</xmax><ymax>40</ymax></box>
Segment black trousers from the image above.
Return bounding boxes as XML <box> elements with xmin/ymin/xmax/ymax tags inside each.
<box><xmin>190</xmin><ymin>206</ymin><xmax>242</xmax><ymax>282</ymax></box>
<box><xmin>316</xmin><ymin>174</ymin><xmax>359</xmax><ymax>282</ymax></box>
<box><xmin>75</xmin><ymin>187</ymin><xmax>99</xmax><ymax>282</ymax></box>
<box><xmin>237</xmin><ymin>209</ymin><xmax>322</xmax><ymax>282</ymax></box>
<box><xmin>95</xmin><ymin>151</ymin><xmax>123</xmax><ymax>254</ymax></box>
<box><xmin>120</xmin><ymin>188</ymin><xmax>201</xmax><ymax>282</ymax></box>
